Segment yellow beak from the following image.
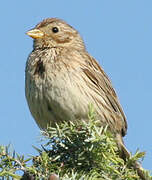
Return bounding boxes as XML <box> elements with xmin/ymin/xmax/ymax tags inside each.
<box><xmin>26</xmin><ymin>29</ymin><xmax>44</xmax><ymax>39</ymax></box>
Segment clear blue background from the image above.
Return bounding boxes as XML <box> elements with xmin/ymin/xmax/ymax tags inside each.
<box><xmin>0</xmin><ymin>0</ymin><xmax>151</xmax><ymax>171</ymax></box>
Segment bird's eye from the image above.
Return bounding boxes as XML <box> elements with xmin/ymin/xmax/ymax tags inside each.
<box><xmin>52</xmin><ymin>27</ymin><xmax>59</xmax><ymax>33</ymax></box>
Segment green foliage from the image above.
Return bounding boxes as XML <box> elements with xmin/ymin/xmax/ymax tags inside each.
<box><xmin>0</xmin><ymin>108</ymin><xmax>151</xmax><ymax>179</ymax></box>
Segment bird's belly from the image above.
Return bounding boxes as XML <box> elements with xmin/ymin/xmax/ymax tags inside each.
<box><xmin>26</xmin><ymin>72</ymin><xmax>91</xmax><ymax>129</ymax></box>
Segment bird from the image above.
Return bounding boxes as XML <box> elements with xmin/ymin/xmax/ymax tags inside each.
<box><xmin>25</xmin><ymin>18</ymin><xmax>145</xmax><ymax>179</ymax></box>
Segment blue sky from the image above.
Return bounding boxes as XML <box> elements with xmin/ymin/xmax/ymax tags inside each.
<box><xmin>0</xmin><ymin>0</ymin><xmax>152</xmax><ymax>171</ymax></box>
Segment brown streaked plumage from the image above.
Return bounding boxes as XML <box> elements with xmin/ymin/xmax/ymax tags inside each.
<box><xmin>25</xmin><ymin>18</ymin><xmax>145</xmax><ymax>179</ymax></box>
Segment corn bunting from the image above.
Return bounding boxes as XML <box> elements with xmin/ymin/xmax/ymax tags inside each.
<box><xmin>25</xmin><ymin>18</ymin><xmax>145</xmax><ymax>179</ymax></box>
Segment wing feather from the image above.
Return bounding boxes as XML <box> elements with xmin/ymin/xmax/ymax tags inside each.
<box><xmin>81</xmin><ymin>53</ymin><xmax>127</xmax><ymax>136</ymax></box>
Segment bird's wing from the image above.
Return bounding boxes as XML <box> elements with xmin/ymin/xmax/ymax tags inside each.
<box><xmin>81</xmin><ymin>53</ymin><xmax>127</xmax><ymax>136</ymax></box>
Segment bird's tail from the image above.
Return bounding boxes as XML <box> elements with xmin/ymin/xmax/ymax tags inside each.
<box><xmin>116</xmin><ymin>134</ymin><xmax>147</xmax><ymax>180</ymax></box>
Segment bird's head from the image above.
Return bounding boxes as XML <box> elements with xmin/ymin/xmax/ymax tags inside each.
<box><xmin>26</xmin><ymin>18</ymin><xmax>85</xmax><ymax>50</ymax></box>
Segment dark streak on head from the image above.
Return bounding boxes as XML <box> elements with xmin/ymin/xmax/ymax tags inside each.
<box><xmin>36</xmin><ymin>18</ymin><xmax>73</xmax><ymax>29</ymax></box>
